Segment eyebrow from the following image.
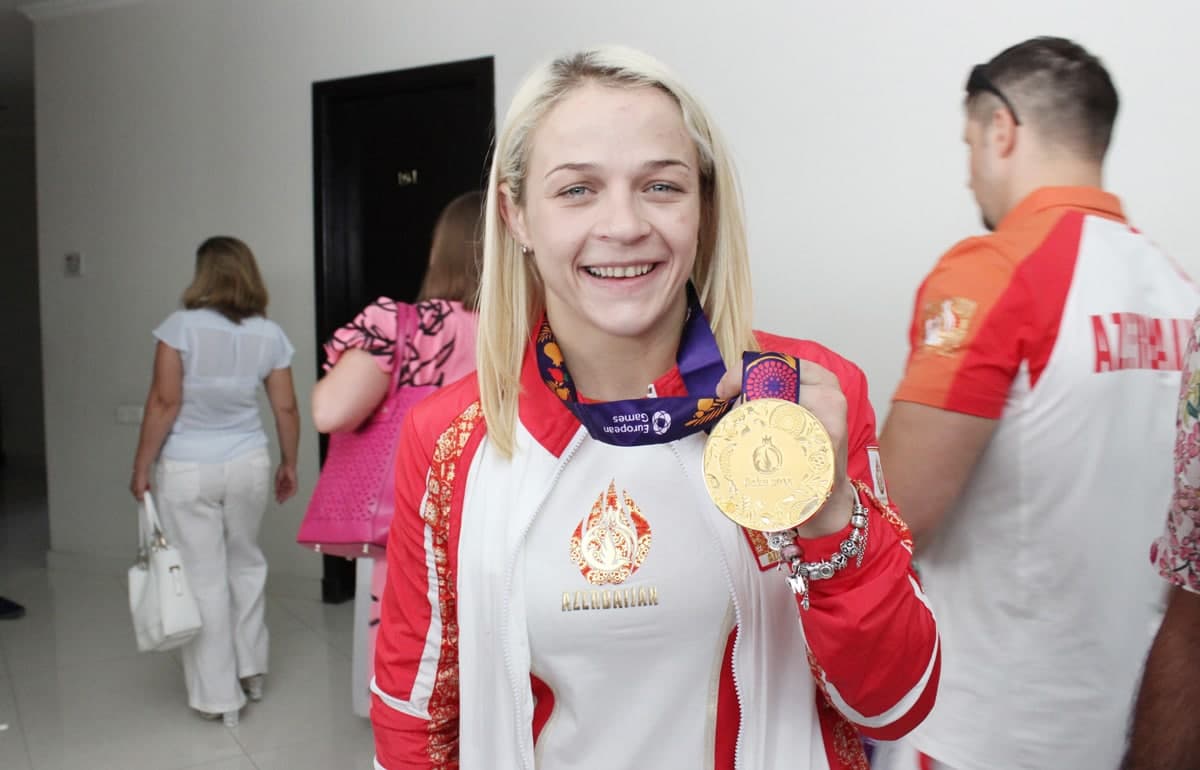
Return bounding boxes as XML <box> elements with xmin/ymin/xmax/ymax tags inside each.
<box><xmin>544</xmin><ymin>159</ymin><xmax>692</xmax><ymax>179</ymax></box>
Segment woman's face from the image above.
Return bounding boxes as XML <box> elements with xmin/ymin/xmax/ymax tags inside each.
<box><xmin>503</xmin><ymin>82</ymin><xmax>702</xmax><ymax>347</ymax></box>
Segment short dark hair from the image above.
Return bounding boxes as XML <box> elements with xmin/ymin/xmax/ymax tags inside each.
<box><xmin>968</xmin><ymin>37</ymin><xmax>1118</xmax><ymax>161</ymax></box>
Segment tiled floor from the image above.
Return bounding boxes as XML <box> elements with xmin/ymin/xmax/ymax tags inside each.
<box><xmin>0</xmin><ymin>464</ymin><xmax>376</xmax><ymax>770</ymax></box>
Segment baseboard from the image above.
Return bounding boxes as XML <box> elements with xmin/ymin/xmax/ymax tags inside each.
<box><xmin>44</xmin><ymin>548</ymin><xmax>323</xmax><ymax>600</ymax></box>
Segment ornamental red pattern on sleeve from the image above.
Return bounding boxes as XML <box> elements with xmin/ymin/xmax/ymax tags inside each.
<box><xmin>370</xmin><ymin>331</ymin><xmax>939</xmax><ymax>769</ymax></box>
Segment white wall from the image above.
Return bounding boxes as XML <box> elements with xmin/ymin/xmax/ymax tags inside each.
<box><xmin>29</xmin><ymin>0</ymin><xmax>1200</xmax><ymax>584</ymax></box>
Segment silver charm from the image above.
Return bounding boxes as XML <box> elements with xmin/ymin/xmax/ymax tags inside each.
<box><xmin>785</xmin><ymin>559</ymin><xmax>810</xmax><ymax>610</ymax></box>
<box><xmin>784</xmin><ymin>491</ymin><xmax>872</xmax><ymax>611</ymax></box>
<box><xmin>767</xmin><ymin>529</ymin><xmax>798</xmax><ymax>552</ymax></box>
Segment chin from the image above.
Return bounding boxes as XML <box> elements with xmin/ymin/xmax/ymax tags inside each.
<box><xmin>582</xmin><ymin>304</ymin><xmax>673</xmax><ymax>341</ymax></box>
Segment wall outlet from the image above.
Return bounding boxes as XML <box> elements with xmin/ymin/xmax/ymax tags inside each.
<box><xmin>64</xmin><ymin>252</ymin><xmax>83</xmax><ymax>277</ymax></box>
<box><xmin>115</xmin><ymin>405</ymin><xmax>143</xmax><ymax>424</ymax></box>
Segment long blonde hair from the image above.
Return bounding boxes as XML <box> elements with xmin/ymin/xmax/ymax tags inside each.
<box><xmin>478</xmin><ymin>46</ymin><xmax>757</xmax><ymax>456</ymax></box>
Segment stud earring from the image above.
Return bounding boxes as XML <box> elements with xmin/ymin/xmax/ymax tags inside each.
<box><xmin>521</xmin><ymin>245</ymin><xmax>531</xmax><ymax>256</ymax></box>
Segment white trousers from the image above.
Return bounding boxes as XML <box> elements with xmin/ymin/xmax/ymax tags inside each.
<box><xmin>351</xmin><ymin>557</ymin><xmax>374</xmax><ymax>719</ymax></box>
<box><xmin>156</xmin><ymin>447</ymin><xmax>271</xmax><ymax>713</ymax></box>
<box><xmin>351</xmin><ymin>557</ymin><xmax>388</xmax><ymax>718</ymax></box>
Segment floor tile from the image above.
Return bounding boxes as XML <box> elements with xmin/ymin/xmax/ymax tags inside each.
<box><xmin>0</xmin><ymin>465</ymin><xmax>379</xmax><ymax>769</ymax></box>
<box><xmin>274</xmin><ymin>596</ymin><xmax>356</xmax><ymax>659</ymax></box>
<box><xmin>222</xmin><ymin>640</ymin><xmax>366</xmax><ymax>755</ymax></box>
<box><xmin>181</xmin><ymin>756</ymin><xmax>259</xmax><ymax>770</ymax></box>
<box><xmin>0</xmin><ymin>569</ymin><xmax>141</xmax><ymax>671</ymax></box>
<box><xmin>12</xmin><ymin>653</ymin><xmax>246</xmax><ymax>770</ymax></box>
<box><xmin>274</xmin><ymin>597</ymin><xmax>354</xmax><ymax>640</ymax></box>
<box><xmin>0</xmin><ymin>677</ymin><xmax>33</xmax><ymax>770</ymax></box>
<box><xmin>248</xmin><ymin>718</ymin><xmax>375</xmax><ymax>770</ymax></box>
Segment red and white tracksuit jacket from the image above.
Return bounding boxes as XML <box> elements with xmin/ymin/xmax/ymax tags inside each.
<box><xmin>371</xmin><ymin>330</ymin><xmax>940</xmax><ymax>769</ymax></box>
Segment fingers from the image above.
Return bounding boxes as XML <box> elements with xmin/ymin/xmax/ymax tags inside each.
<box><xmin>796</xmin><ymin>359</ymin><xmax>840</xmax><ymax>389</ymax></box>
<box><xmin>793</xmin><ymin>360</ymin><xmax>849</xmax><ymax>480</ymax></box>
<box><xmin>130</xmin><ymin>475</ymin><xmax>148</xmax><ymax>502</ymax></box>
<box><xmin>716</xmin><ymin>359</ymin><xmax>840</xmax><ymax>401</ymax></box>
<box><xmin>275</xmin><ymin>466</ymin><xmax>297</xmax><ymax>503</ymax></box>
<box><xmin>716</xmin><ymin>368</ymin><xmax>742</xmax><ymax>401</ymax></box>
<box><xmin>796</xmin><ymin>361</ymin><xmax>847</xmax><ymax>418</ymax></box>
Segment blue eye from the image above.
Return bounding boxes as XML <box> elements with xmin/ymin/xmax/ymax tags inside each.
<box><xmin>560</xmin><ymin>185</ymin><xmax>589</xmax><ymax>198</ymax></box>
<box><xmin>648</xmin><ymin>182</ymin><xmax>680</xmax><ymax>194</ymax></box>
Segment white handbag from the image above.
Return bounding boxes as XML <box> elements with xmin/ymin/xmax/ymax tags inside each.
<box><xmin>128</xmin><ymin>491</ymin><xmax>202</xmax><ymax>652</ymax></box>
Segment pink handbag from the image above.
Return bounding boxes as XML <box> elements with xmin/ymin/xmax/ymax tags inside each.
<box><xmin>297</xmin><ymin>303</ymin><xmax>434</xmax><ymax>558</ymax></box>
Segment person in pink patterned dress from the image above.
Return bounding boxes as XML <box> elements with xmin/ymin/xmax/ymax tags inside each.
<box><xmin>311</xmin><ymin>191</ymin><xmax>483</xmax><ymax>717</ymax></box>
<box><xmin>1125</xmin><ymin>308</ymin><xmax>1200</xmax><ymax>769</ymax></box>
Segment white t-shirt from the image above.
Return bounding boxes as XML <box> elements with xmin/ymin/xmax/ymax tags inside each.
<box><xmin>154</xmin><ymin>308</ymin><xmax>294</xmax><ymax>463</ymax></box>
<box><xmin>524</xmin><ymin>436</ymin><xmax>736</xmax><ymax>769</ymax></box>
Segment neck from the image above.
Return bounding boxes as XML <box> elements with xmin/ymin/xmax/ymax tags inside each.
<box><xmin>1007</xmin><ymin>156</ymin><xmax>1104</xmax><ymax>213</ymax></box>
<box><xmin>550</xmin><ymin>296</ymin><xmax>688</xmax><ymax>402</ymax></box>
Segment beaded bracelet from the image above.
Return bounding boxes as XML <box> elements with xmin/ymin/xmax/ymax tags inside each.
<box><xmin>766</xmin><ymin>492</ymin><xmax>871</xmax><ymax>611</ymax></box>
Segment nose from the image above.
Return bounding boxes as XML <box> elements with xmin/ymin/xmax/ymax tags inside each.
<box><xmin>595</xmin><ymin>188</ymin><xmax>651</xmax><ymax>244</ymax></box>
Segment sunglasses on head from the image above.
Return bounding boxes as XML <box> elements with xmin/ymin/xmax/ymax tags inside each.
<box><xmin>966</xmin><ymin>64</ymin><xmax>1021</xmax><ymax>125</ymax></box>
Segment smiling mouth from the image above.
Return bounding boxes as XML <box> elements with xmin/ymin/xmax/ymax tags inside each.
<box><xmin>583</xmin><ymin>264</ymin><xmax>656</xmax><ymax>279</ymax></box>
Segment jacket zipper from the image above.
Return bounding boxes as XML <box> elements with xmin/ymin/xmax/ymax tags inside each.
<box><xmin>669</xmin><ymin>443</ymin><xmax>746</xmax><ymax>770</ymax></box>
<box><xmin>501</xmin><ymin>429</ymin><xmax>588</xmax><ymax>770</ymax></box>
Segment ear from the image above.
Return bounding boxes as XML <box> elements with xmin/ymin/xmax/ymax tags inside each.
<box><xmin>990</xmin><ymin>108</ymin><xmax>1019</xmax><ymax>159</ymax></box>
<box><xmin>498</xmin><ymin>182</ymin><xmax>532</xmax><ymax>251</ymax></box>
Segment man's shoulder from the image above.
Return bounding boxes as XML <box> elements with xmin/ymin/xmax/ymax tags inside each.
<box><xmin>936</xmin><ymin>206</ymin><xmax>1102</xmax><ymax>271</ymax></box>
<box><xmin>931</xmin><ymin>233</ymin><xmax>1022</xmax><ymax>281</ymax></box>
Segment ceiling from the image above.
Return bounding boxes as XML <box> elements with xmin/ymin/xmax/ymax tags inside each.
<box><xmin>0</xmin><ymin>1</ymin><xmax>35</xmax><ymax>135</ymax></box>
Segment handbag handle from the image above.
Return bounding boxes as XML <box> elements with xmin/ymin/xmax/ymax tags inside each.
<box><xmin>137</xmin><ymin>491</ymin><xmax>168</xmax><ymax>558</ymax></box>
<box><xmin>390</xmin><ymin>300</ymin><xmax>420</xmax><ymax>393</ymax></box>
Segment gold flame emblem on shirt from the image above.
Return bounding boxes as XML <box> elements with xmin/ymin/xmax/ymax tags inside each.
<box><xmin>921</xmin><ymin>297</ymin><xmax>977</xmax><ymax>356</ymax></box>
<box><xmin>570</xmin><ymin>480</ymin><xmax>653</xmax><ymax>585</ymax></box>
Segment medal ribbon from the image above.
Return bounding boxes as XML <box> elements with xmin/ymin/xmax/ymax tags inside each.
<box><xmin>535</xmin><ymin>284</ymin><xmax>734</xmax><ymax>446</ymax></box>
<box><xmin>741</xmin><ymin>351</ymin><xmax>800</xmax><ymax>402</ymax></box>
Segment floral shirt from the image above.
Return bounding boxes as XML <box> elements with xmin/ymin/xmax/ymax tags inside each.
<box><xmin>1152</xmin><ymin>308</ymin><xmax>1200</xmax><ymax>594</ymax></box>
<box><xmin>323</xmin><ymin>297</ymin><xmax>478</xmax><ymax>390</ymax></box>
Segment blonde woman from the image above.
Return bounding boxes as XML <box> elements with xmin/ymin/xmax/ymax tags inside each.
<box><xmin>370</xmin><ymin>48</ymin><xmax>939</xmax><ymax>769</ymax></box>
<box><xmin>131</xmin><ymin>236</ymin><xmax>299</xmax><ymax>726</ymax></box>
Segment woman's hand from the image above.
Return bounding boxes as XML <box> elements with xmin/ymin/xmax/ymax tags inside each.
<box><xmin>130</xmin><ymin>466</ymin><xmax>151</xmax><ymax>502</ymax></box>
<box><xmin>275</xmin><ymin>463</ymin><xmax>298</xmax><ymax>504</ymax></box>
<box><xmin>716</xmin><ymin>359</ymin><xmax>851</xmax><ymax>538</ymax></box>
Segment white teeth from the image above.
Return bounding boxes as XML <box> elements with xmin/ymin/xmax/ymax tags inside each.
<box><xmin>585</xmin><ymin>264</ymin><xmax>654</xmax><ymax>279</ymax></box>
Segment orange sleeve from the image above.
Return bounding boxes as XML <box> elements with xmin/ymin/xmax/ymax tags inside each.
<box><xmin>893</xmin><ymin>238</ymin><xmax>1025</xmax><ymax>419</ymax></box>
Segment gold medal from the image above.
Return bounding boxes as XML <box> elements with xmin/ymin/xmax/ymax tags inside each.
<box><xmin>702</xmin><ymin>398</ymin><xmax>835</xmax><ymax>532</ymax></box>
